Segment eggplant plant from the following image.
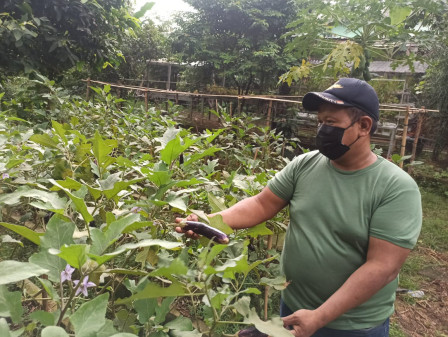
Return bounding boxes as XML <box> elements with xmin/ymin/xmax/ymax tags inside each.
<box><xmin>0</xmin><ymin>87</ymin><xmax>294</xmax><ymax>336</ymax></box>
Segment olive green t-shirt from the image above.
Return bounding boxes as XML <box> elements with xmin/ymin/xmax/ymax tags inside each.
<box><xmin>267</xmin><ymin>151</ymin><xmax>422</xmax><ymax>330</ymax></box>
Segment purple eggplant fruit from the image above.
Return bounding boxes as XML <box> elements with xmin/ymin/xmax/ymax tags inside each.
<box><xmin>182</xmin><ymin>221</ymin><xmax>230</xmax><ymax>244</ymax></box>
<box><xmin>238</xmin><ymin>326</ymin><xmax>269</xmax><ymax>337</ymax></box>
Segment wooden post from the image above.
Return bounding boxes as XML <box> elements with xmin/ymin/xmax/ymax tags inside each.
<box><xmin>166</xmin><ymin>64</ymin><xmax>172</xmax><ymax>90</ymax></box>
<box><xmin>264</xmin><ymin>234</ymin><xmax>273</xmax><ymax>321</ymax></box>
<box><xmin>238</xmin><ymin>97</ymin><xmax>242</xmax><ymax>114</ymax></box>
<box><xmin>175</xmin><ymin>93</ymin><xmax>179</xmax><ymax>104</ymax></box>
<box><xmin>144</xmin><ymin>90</ymin><xmax>149</xmax><ymax>112</ymax></box>
<box><xmin>386</xmin><ymin>127</ymin><xmax>397</xmax><ymax>159</ymax></box>
<box><xmin>229</xmin><ymin>102</ymin><xmax>233</xmax><ymax>117</ymax></box>
<box><xmin>266</xmin><ymin>100</ymin><xmax>273</xmax><ymax>129</ymax></box>
<box><xmin>399</xmin><ymin>106</ymin><xmax>410</xmax><ymax>169</ymax></box>
<box><xmin>408</xmin><ymin>108</ymin><xmax>424</xmax><ymax>174</ymax></box>
<box><xmin>86</xmin><ymin>77</ymin><xmax>91</xmax><ymax>101</ymax></box>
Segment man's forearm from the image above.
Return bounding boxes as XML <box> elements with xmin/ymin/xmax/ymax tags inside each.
<box><xmin>212</xmin><ymin>187</ymin><xmax>288</xmax><ymax>230</ymax></box>
<box><xmin>313</xmin><ymin>260</ymin><xmax>399</xmax><ymax>328</ymax></box>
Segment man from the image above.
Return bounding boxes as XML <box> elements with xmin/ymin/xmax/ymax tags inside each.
<box><xmin>176</xmin><ymin>78</ymin><xmax>422</xmax><ymax>337</ymax></box>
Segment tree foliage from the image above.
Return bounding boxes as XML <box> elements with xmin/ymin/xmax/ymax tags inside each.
<box><xmin>280</xmin><ymin>0</ymin><xmax>439</xmax><ymax>83</ymax></box>
<box><xmin>0</xmin><ymin>0</ymin><xmax>140</xmax><ymax>77</ymax></box>
<box><xmin>171</xmin><ymin>0</ymin><xmax>297</xmax><ymax>94</ymax></box>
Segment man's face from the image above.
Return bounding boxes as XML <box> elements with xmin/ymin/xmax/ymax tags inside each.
<box><xmin>317</xmin><ymin>103</ymin><xmax>358</xmax><ymax>148</ymax></box>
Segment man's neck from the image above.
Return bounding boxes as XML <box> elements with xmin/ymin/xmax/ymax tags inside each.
<box><xmin>331</xmin><ymin>146</ymin><xmax>377</xmax><ymax>171</ymax></box>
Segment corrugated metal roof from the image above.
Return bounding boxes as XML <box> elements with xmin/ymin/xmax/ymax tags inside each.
<box><xmin>369</xmin><ymin>61</ymin><xmax>428</xmax><ymax>74</ymax></box>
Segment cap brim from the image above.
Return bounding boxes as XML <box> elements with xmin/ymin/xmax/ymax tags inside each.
<box><xmin>302</xmin><ymin>92</ymin><xmax>353</xmax><ymax>111</ymax></box>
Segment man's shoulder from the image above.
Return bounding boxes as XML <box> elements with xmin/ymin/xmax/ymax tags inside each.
<box><xmin>375</xmin><ymin>156</ymin><xmax>420</xmax><ymax>189</ymax></box>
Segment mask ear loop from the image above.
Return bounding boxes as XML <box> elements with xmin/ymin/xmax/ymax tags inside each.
<box><xmin>343</xmin><ymin>118</ymin><xmax>361</xmax><ymax>147</ymax></box>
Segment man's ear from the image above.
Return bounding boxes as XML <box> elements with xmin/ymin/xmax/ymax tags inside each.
<box><xmin>359</xmin><ymin>116</ymin><xmax>373</xmax><ymax>136</ymax></box>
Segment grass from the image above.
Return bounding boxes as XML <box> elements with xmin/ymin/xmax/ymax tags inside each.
<box><xmin>393</xmin><ymin>187</ymin><xmax>448</xmax><ymax>336</ymax></box>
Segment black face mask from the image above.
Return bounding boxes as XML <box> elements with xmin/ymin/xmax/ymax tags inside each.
<box><xmin>316</xmin><ymin>122</ymin><xmax>359</xmax><ymax>160</ymax></box>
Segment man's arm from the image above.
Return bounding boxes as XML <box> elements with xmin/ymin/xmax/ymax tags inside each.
<box><xmin>176</xmin><ymin>187</ymin><xmax>288</xmax><ymax>234</ymax></box>
<box><xmin>215</xmin><ymin>187</ymin><xmax>289</xmax><ymax>229</ymax></box>
<box><xmin>282</xmin><ymin>237</ymin><xmax>411</xmax><ymax>337</ymax></box>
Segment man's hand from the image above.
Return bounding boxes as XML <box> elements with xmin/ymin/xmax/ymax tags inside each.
<box><xmin>282</xmin><ymin>309</ymin><xmax>322</xmax><ymax>337</ymax></box>
<box><xmin>175</xmin><ymin>214</ymin><xmax>200</xmax><ymax>239</ymax></box>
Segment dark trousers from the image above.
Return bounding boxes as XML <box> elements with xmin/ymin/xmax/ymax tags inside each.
<box><xmin>280</xmin><ymin>300</ymin><xmax>390</xmax><ymax>337</ymax></box>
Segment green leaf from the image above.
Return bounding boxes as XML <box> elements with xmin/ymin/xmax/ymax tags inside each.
<box><xmin>155</xmin><ymin>297</ymin><xmax>175</xmax><ymax>325</ymax></box>
<box><xmin>71</xmin><ymin>293</ymin><xmax>109</xmax><ymax>337</ymax></box>
<box><xmin>41</xmin><ymin>326</ymin><xmax>69</xmax><ymax>337</ymax></box>
<box><xmin>116</xmin><ymin>282</ymin><xmax>186</xmax><ymax>304</ymax></box>
<box><xmin>134</xmin><ymin>298</ymin><xmax>157</xmax><ymax>324</ymax></box>
<box><xmin>243</xmin><ymin>223</ymin><xmax>273</xmax><ymax>238</ymax></box>
<box><xmin>105</xmin><ymin>213</ymin><xmax>140</xmax><ymax>244</ymax></box>
<box><xmin>208</xmin><ymin>193</ymin><xmax>227</xmax><ymax>213</ymax></box>
<box><xmin>50</xmin><ymin>178</ymin><xmax>82</xmax><ymax>191</ymax></box>
<box><xmin>0</xmin><ymin>261</ymin><xmax>49</xmax><ymax>285</ymax></box>
<box><xmin>38</xmin><ymin>278</ymin><xmax>60</xmax><ymax>301</ymax></box>
<box><xmin>53</xmin><ymin>244</ymin><xmax>88</xmax><ymax>269</ymax></box>
<box><xmin>29</xmin><ymin>251</ymin><xmax>66</xmax><ymax>283</ymax></box>
<box><xmin>183</xmin><ymin>146</ymin><xmax>221</xmax><ymax>166</ymax></box>
<box><xmin>0</xmin><ymin>285</ymin><xmax>23</xmax><ymax>323</ymax></box>
<box><xmin>49</xmin><ymin>180</ymin><xmax>93</xmax><ymax>223</ymax></box>
<box><xmin>160</xmin><ymin>136</ymin><xmax>199</xmax><ymax>165</ymax></box>
<box><xmin>389</xmin><ymin>6</ymin><xmax>412</xmax><ymax>26</ymax></box>
<box><xmin>0</xmin><ymin>318</ymin><xmax>12</xmax><ymax>337</ymax></box>
<box><xmin>0</xmin><ymin>186</ymin><xmax>67</xmax><ymax>211</ymax></box>
<box><xmin>90</xmin><ymin>228</ymin><xmax>109</xmax><ymax>256</ymax></box>
<box><xmin>0</xmin><ymin>222</ymin><xmax>42</xmax><ymax>245</ymax></box>
<box><xmin>89</xmin><ymin>240</ymin><xmax>183</xmax><ymax>266</ymax></box>
<box><xmin>30</xmin><ymin>311</ymin><xmax>56</xmax><ymax>326</ymax></box>
<box><xmin>165</xmin><ymin>316</ymin><xmax>194</xmax><ymax>331</ymax></box>
<box><xmin>134</xmin><ymin>2</ymin><xmax>155</xmax><ymax>19</ymax></box>
<box><xmin>52</xmin><ymin>121</ymin><xmax>68</xmax><ymax>144</ymax></box>
<box><xmin>149</xmin><ymin>258</ymin><xmax>188</xmax><ymax>279</ymax></box>
<box><xmin>29</xmin><ymin>134</ymin><xmax>59</xmax><ymax>149</ymax></box>
<box><xmin>92</xmin><ymin>131</ymin><xmax>117</xmax><ymax>170</ymax></box>
<box><xmin>40</xmin><ymin>216</ymin><xmax>75</xmax><ymax>249</ymax></box>
<box><xmin>245</xmin><ymin>308</ymin><xmax>292</xmax><ymax>337</ymax></box>
<box><xmin>208</xmin><ymin>214</ymin><xmax>233</xmax><ymax>235</ymax></box>
<box><xmin>168</xmin><ymin>198</ymin><xmax>187</xmax><ymax>212</ymax></box>
<box><xmin>260</xmin><ymin>276</ymin><xmax>288</xmax><ymax>290</ymax></box>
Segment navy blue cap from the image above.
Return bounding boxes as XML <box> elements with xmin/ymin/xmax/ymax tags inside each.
<box><xmin>302</xmin><ymin>78</ymin><xmax>379</xmax><ymax>121</ymax></box>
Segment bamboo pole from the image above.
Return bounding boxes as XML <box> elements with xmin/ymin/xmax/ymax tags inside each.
<box><xmin>264</xmin><ymin>234</ymin><xmax>273</xmax><ymax>321</ymax></box>
<box><xmin>86</xmin><ymin>77</ymin><xmax>91</xmax><ymax>101</ymax></box>
<box><xmin>144</xmin><ymin>90</ymin><xmax>149</xmax><ymax>111</ymax></box>
<box><xmin>408</xmin><ymin>108</ymin><xmax>424</xmax><ymax>174</ymax></box>
<box><xmin>266</xmin><ymin>100</ymin><xmax>273</xmax><ymax>128</ymax></box>
<box><xmin>399</xmin><ymin>106</ymin><xmax>410</xmax><ymax>169</ymax></box>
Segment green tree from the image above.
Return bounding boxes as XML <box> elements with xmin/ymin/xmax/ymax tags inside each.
<box><xmin>171</xmin><ymin>0</ymin><xmax>297</xmax><ymax>94</ymax></box>
<box><xmin>0</xmin><ymin>0</ymin><xmax>140</xmax><ymax>77</ymax></box>
<box><xmin>280</xmin><ymin>0</ymin><xmax>435</xmax><ymax>84</ymax></box>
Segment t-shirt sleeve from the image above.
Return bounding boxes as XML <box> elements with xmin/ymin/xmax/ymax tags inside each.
<box><xmin>369</xmin><ymin>175</ymin><xmax>422</xmax><ymax>249</ymax></box>
<box><xmin>267</xmin><ymin>156</ymin><xmax>300</xmax><ymax>201</ymax></box>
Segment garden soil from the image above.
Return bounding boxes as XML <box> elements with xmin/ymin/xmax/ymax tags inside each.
<box><xmin>393</xmin><ymin>249</ymin><xmax>448</xmax><ymax>337</ymax></box>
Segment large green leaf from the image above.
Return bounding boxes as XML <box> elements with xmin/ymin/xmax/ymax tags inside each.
<box><xmin>0</xmin><ymin>261</ymin><xmax>49</xmax><ymax>285</ymax></box>
<box><xmin>105</xmin><ymin>213</ymin><xmax>140</xmax><ymax>244</ymax></box>
<box><xmin>116</xmin><ymin>282</ymin><xmax>186</xmax><ymax>304</ymax></box>
<box><xmin>52</xmin><ymin>244</ymin><xmax>88</xmax><ymax>269</ymax></box>
<box><xmin>71</xmin><ymin>293</ymin><xmax>109</xmax><ymax>337</ymax></box>
<box><xmin>89</xmin><ymin>239</ymin><xmax>183</xmax><ymax>266</ymax></box>
<box><xmin>0</xmin><ymin>318</ymin><xmax>12</xmax><ymax>337</ymax></box>
<box><xmin>52</xmin><ymin>121</ymin><xmax>68</xmax><ymax>144</ymax></box>
<box><xmin>29</xmin><ymin>134</ymin><xmax>59</xmax><ymax>149</ymax></box>
<box><xmin>49</xmin><ymin>180</ymin><xmax>93</xmax><ymax>223</ymax></box>
<box><xmin>148</xmin><ymin>259</ymin><xmax>188</xmax><ymax>279</ymax></box>
<box><xmin>389</xmin><ymin>6</ymin><xmax>412</xmax><ymax>25</ymax></box>
<box><xmin>0</xmin><ymin>286</ymin><xmax>23</xmax><ymax>323</ymax></box>
<box><xmin>29</xmin><ymin>251</ymin><xmax>66</xmax><ymax>283</ymax></box>
<box><xmin>0</xmin><ymin>222</ymin><xmax>42</xmax><ymax>245</ymax></box>
<box><xmin>40</xmin><ymin>216</ymin><xmax>75</xmax><ymax>250</ymax></box>
<box><xmin>133</xmin><ymin>298</ymin><xmax>157</xmax><ymax>324</ymax></box>
<box><xmin>0</xmin><ymin>186</ymin><xmax>67</xmax><ymax>211</ymax></box>
<box><xmin>92</xmin><ymin>131</ymin><xmax>117</xmax><ymax>170</ymax></box>
<box><xmin>41</xmin><ymin>326</ymin><xmax>69</xmax><ymax>337</ymax></box>
<box><xmin>160</xmin><ymin>136</ymin><xmax>199</xmax><ymax>165</ymax></box>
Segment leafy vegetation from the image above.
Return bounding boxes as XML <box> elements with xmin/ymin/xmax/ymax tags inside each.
<box><xmin>0</xmin><ymin>81</ymin><xmax>298</xmax><ymax>336</ymax></box>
